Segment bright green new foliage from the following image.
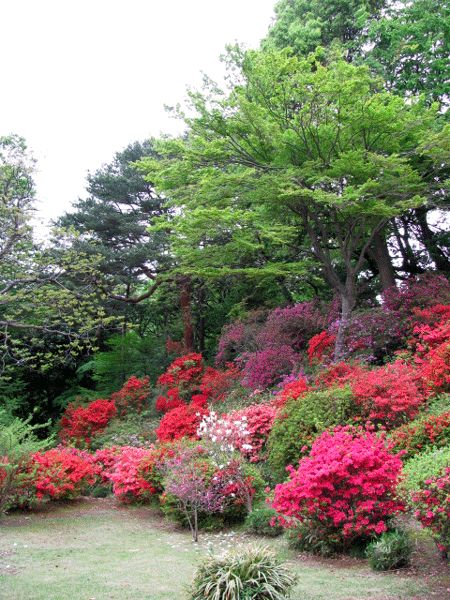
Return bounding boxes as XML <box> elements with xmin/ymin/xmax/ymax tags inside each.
<box><xmin>137</xmin><ymin>50</ymin><xmax>438</xmax><ymax>359</ymax></box>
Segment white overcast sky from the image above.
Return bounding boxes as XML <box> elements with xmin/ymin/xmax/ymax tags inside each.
<box><xmin>1</xmin><ymin>0</ymin><xmax>276</xmax><ymax>227</ymax></box>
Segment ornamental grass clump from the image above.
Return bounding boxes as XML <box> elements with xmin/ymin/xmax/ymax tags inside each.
<box><xmin>366</xmin><ymin>529</ymin><xmax>412</xmax><ymax>571</ymax></box>
<box><xmin>187</xmin><ymin>544</ymin><xmax>297</xmax><ymax>600</ymax></box>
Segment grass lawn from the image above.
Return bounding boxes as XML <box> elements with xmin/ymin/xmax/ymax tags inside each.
<box><xmin>0</xmin><ymin>498</ymin><xmax>445</xmax><ymax>600</ymax></box>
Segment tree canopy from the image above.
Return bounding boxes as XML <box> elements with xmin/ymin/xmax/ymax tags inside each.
<box><xmin>137</xmin><ymin>50</ymin><xmax>440</xmax><ymax>358</ymax></box>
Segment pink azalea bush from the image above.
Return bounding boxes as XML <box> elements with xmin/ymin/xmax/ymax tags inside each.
<box><xmin>271</xmin><ymin>425</ymin><xmax>405</xmax><ymax>552</ymax></box>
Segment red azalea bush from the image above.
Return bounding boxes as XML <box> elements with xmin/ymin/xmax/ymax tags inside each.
<box><xmin>412</xmin><ymin>311</ymin><xmax>450</xmax><ymax>394</ymax></box>
<box><xmin>313</xmin><ymin>362</ymin><xmax>359</xmax><ymax>390</ymax></box>
<box><xmin>307</xmin><ymin>331</ymin><xmax>336</xmax><ymax>366</ymax></box>
<box><xmin>31</xmin><ymin>446</ymin><xmax>94</xmax><ymax>500</ymax></box>
<box><xmin>351</xmin><ymin>361</ymin><xmax>426</xmax><ymax>429</ymax></box>
<box><xmin>237</xmin><ymin>403</ymin><xmax>277</xmax><ymax>463</ymax></box>
<box><xmin>90</xmin><ymin>446</ymin><xmax>123</xmax><ymax>485</ymax></box>
<box><xmin>271</xmin><ymin>425</ymin><xmax>405</xmax><ymax>552</ymax></box>
<box><xmin>156</xmin><ymin>354</ymin><xmax>240</xmax><ymax>412</ymax></box>
<box><xmin>155</xmin><ymin>404</ymin><xmax>209</xmax><ymax>442</ymax></box>
<box><xmin>59</xmin><ymin>398</ymin><xmax>117</xmax><ymax>447</ymax></box>
<box><xmin>111</xmin><ymin>376</ymin><xmax>153</xmax><ymax>416</ymax></box>
<box><xmin>199</xmin><ymin>364</ymin><xmax>242</xmax><ymax>403</ymax></box>
<box><xmin>157</xmin><ymin>353</ymin><xmax>204</xmax><ymax>396</ymax></box>
<box><xmin>389</xmin><ymin>411</ymin><xmax>450</xmax><ymax>460</ymax></box>
<box><xmin>410</xmin><ymin>468</ymin><xmax>450</xmax><ymax>558</ymax></box>
<box><xmin>272</xmin><ymin>378</ymin><xmax>310</xmax><ymax>409</ymax></box>
<box><xmin>105</xmin><ymin>445</ymin><xmax>156</xmax><ymax>503</ymax></box>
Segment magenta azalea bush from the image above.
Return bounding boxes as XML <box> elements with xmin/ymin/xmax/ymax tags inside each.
<box><xmin>271</xmin><ymin>426</ymin><xmax>405</xmax><ymax>552</ymax></box>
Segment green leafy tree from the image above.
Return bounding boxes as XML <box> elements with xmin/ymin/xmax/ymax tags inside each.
<box><xmin>137</xmin><ymin>50</ymin><xmax>437</xmax><ymax>359</ymax></box>
<box><xmin>0</xmin><ymin>135</ymin><xmax>115</xmax><ymax>376</ymax></box>
<box><xmin>262</xmin><ymin>0</ymin><xmax>386</xmax><ymax>59</ymax></box>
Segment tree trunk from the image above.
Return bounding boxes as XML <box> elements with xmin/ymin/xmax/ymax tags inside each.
<box><xmin>179</xmin><ymin>275</ymin><xmax>194</xmax><ymax>353</ymax></box>
<box><xmin>367</xmin><ymin>232</ymin><xmax>397</xmax><ymax>291</ymax></box>
<box><xmin>334</xmin><ymin>292</ymin><xmax>356</xmax><ymax>362</ymax></box>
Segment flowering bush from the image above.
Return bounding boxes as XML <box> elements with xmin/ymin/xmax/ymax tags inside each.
<box><xmin>389</xmin><ymin>411</ymin><xmax>450</xmax><ymax>460</ymax></box>
<box><xmin>313</xmin><ymin>362</ymin><xmax>359</xmax><ymax>390</ymax></box>
<box><xmin>411</xmin><ymin>309</ymin><xmax>450</xmax><ymax>394</ymax></box>
<box><xmin>271</xmin><ymin>426</ymin><xmax>405</xmax><ymax>552</ymax></box>
<box><xmin>215</xmin><ymin>301</ymin><xmax>337</xmax><ymax>386</ymax></box>
<box><xmin>110</xmin><ymin>376</ymin><xmax>153</xmax><ymax>416</ymax></box>
<box><xmin>156</xmin><ymin>354</ymin><xmax>241</xmax><ymax>412</ymax></box>
<box><xmin>272</xmin><ymin>378</ymin><xmax>310</xmax><ymax>409</ymax></box>
<box><xmin>31</xmin><ymin>446</ymin><xmax>94</xmax><ymax>500</ymax></box>
<box><xmin>59</xmin><ymin>398</ymin><xmax>117</xmax><ymax>447</ymax></box>
<box><xmin>155</xmin><ymin>404</ymin><xmax>209</xmax><ymax>442</ymax></box>
<box><xmin>199</xmin><ymin>364</ymin><xmax>242</xmax><ymax>403</ymax></box>
<box><xmin>157</xmin><ymin>353</ymin><xmax>204</xmax><ymax>397</ymax></box>
<box><xmin>238</xmin><ymin>346</ymin><xmax>302</xmax><ymax>390</ymax></box>
<box><xmin>105</xmin><ymin>445</ymin><xmax>156</xmax><ymax>503</ymax></box>
<box><xmin>410</xmin><ymin>468</ymin><xmax>450</xmax><ymax>558</ymax></box>
<box><xmin>307</xmin><ymin>331</ymin><xmax>336</xmax><ymax>366</ymax></box>
<box><xmin>160</xmin><ymin>443</ymin><xmax>226</xmax><ymax>541</ymax></box>
<box><xmin>267</xmin><ymin>386</ymin><xmax>359</xmax><ymax>479</ymax></box>
<box><xmin>382</xmin><ymin>275</ymin><xmax>450</xmax><ymax>318</ymax></box>
<box><xmin>90</xmin><ymin>446</ymin><xmax>123</xmax><ymax>485</ymax></box>
<box><xmin>351</xmin><ymin>361</ymin><xmax>426</xmax><ymax>429</ymax></box>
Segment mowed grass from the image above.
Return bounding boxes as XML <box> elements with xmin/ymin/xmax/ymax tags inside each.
<box><xmin>0</xmin><ymin>499</ymin><xmax>428</xmax><ymax>600</ymax></box>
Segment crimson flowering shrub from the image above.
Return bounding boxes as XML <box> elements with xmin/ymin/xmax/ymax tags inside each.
<box><xmin>31</xmin><ymin>446</ymin><xmax>94</xmax><ymax>500</ymax></box>
<box><xmin>199</xmin><ymin>364</ymin><xmax>242</xmax><ymax>403</ymax></box>
<box><xmin>90</xmin><ymin>446</ymin><xmax>123</xmax><ymax>485</ymax></box>
<box><xmin>389</xmin><ymin>411</ymin><xmax>450</xmax><ymax>460</ymax></box>
<box><xmin>157</xmin><ymin>353</ymin><xmax>204</xmax><ymax>396</ymax></box>
<box><xmin>410</xmin><ymin>307</ymin><xmax>450</xmax><ymax>394</ymax></box>
<box><xmin>409</xmin><ymin>469</ymin><xmax>450</xmax><ymax>558</ymax></box>
<box><xmin>59</xmin><ymin>399</ymin><xmax>117</xmax><ymax>447</ymax></box>
<box><xmin>272</xmin><ymin>378</ymin><xmax>310</xmax><ymax>409</ymax></box>
<box><xmin>110</xmin><ymin>376</ymin><xmax>153</xmax><ymax>416</ymax></box>
<box><xmin>156</xmin><ymin>354</ymin><xmax>241</xmax><ymax>412</ymax></box>
<box><xmin>105</xmin><ymin>445</ymin><xmax>156</xmax><ymax>503</ymax></box>
<box><xmin>235</xmin><ymin>404</ymin><xmax>277</xmax><ymax>463</ymax></box>
<box><xmin>351</xmin><ymin>361</ymin><xmax>426</xmax><ymax>429</ymax></box>
<box><xmin>307</xmin><ymin>331</ymin><xmax>336</xmax><ymax>366</ymax></box>
<box><xmin>271</xmin><ymin>426</ymin><xmax>405</xmax><ymax>552</ymax></box>
<box><xmin>155</xmin><ymin>404</ymin><xmax>209</xmax><ymax>442</ymax></box>
<box><xmin>313</xmin><ymin>362</ymin><xmax>359</xmax><ymax>390</ymax></box>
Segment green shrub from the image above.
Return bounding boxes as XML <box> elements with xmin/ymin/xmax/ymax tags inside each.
<box><xmin>389</xmin><ymin>411</ymin><xmax>450</xmax><ymax>460</ymax></box>
<box><xmin>244</xmin><ymin>507</ymin><xmax>284</xmax><ymax>537</ymax></box>
<box><xmin>187</xmin><ymin>544</ymin><xmax>297</xmax><ymax>600</ymax></box>
<box><xmin>366</xmin><ymin>530</ymin><xmax>412</xmax><ymax>571</ymax></box>
<box><xmin>89</xmin><ymin>411</ymin><xmax>159</xmax><ymax>450</ymax></box>
<box><xmin>402</xmin><ymin>446</ymin><xmax>450</xmax><ymax>495</ymax></box>
<box><xmin>286</xmin><ymin>522</ymin><xmax>336</xmax><ymax>556</ymax></box>
<box><xmin>267</xmin><ymin>386</ymin><xmax>359</xmax><ymax>479</ymax></box>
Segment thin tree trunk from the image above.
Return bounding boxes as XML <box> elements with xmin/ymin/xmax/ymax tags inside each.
<box><xmin>179</xmin><ymin>275</ymin><xmax>194</xmax><ymax>353</ymax></box>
